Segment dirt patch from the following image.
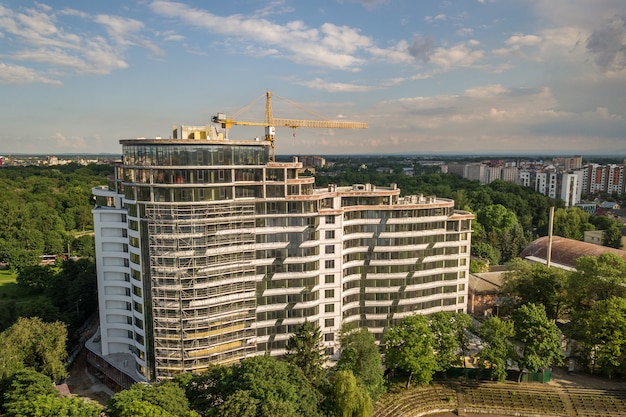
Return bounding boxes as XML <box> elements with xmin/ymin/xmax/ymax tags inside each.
<box><xmin>66</xmin><ymin>348</ymin><xmax>113</xmax><ymax>407</ymax></box>
<box><xmin>548</xmin><ymin>366</ymin><xmax>626</xmax><ymax>390</ymax></box>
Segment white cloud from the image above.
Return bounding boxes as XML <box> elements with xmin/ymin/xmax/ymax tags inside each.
<box><xmin>424</xmin><ymin>14</ymin><xmax>447</xmax><ymax>23</ymax></box>
<box><xmin>0</xmin><ymin>3</ymin><xmax>162</xmax><ymax>83</ymax></box>
<box><xmin>456</xmin><ymin>27</ymin><xmax>474</xmax><ymax>37</ymax></box>
<box><xmin>586</xmin><ymin>16</ymin><xmax>626</xmax><ymax>73</ymax></box>
<box><xmin>149</xmin><ymin>0</ymin><xmax>412</xmax><ymax>71</ymax></box>
<box><xmin>0</xmin><ymin>62</ymin><xmax>61</xmax><ymax>85</ymax></box>
<box><xmin>429</xmin><ymin>43</ymin><xmax>485</xmax><ymax>69</ymax></box>
<box><xmin>53</xmin><ymin>132</ymin><xmax>90</xmax><ymax>150</ymax></box>
<box><xmin>157</xmin><ymin>30</ymin><xmax>185</xmax><ymax>42</ymax></box>
<box><xmin>464</xmin><ymin>84</ymin><xmax>509</xmax><ymax>97</ymax></box>
<box><xmin>529</xmin><ymin>0</ymin><xmax>625</xmax><ymax>28</ymax></box>
<box><xmin>297</xmin><ymin>77</ymin><xmax>405</xmax><ymax>92</ymax></box>
<box><xmin>375</xmin><ymin>85</ymin><xmax>564</xmax><ymax>139</ymax></box>
<box><xmin>505</xmin><ymin>33</ymin><xmax>542</xmax><ymax>46</ymax></box>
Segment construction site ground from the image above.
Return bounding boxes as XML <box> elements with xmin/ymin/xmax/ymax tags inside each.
<box><xmin>65</xmin><ymin>348</ymin><xmax>115</xmax><ymax>407</ymax></box>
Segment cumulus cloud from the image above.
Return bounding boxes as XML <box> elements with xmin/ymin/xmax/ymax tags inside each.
<box><xmin>0</xmin><ymin>3</ymin><xmax>161</xmax><ymax>84</ymax></box>
<box><xmin>586</xmin><ymin>15</ymin><xmax>626</xmax><ymax>72</ymax></box>
<box><xmin>0</xmin><ymin>62</ymin><xmax>62</xmax><ymax>85</ymax></box>
<box><xmin>464</xmin><ymin>84</ymin><xmax>510</xmax><ymax>97</ymax></box>
<box><xmin>149</xmin><ymin>0</ymin><xmax>410</xmax><ymax>71</ymax></box>
<box><xmin>429</xmin><ymin>43</ymin><xmax>484</xmax><ymax>69</ymax></box>
<box><xmin>374</xmin><ymin>85</ymin><xmax>563</xmax><ymax>140</ymax></box>
<box><xmin>506</xmin><ymin>33</ymin><xmax>543</xmax><ymax>46</ymax></box>
<box><xmin>407</xmin><ymin>34</ymin><xmax>435</xmax><ymax>62</ymax></box>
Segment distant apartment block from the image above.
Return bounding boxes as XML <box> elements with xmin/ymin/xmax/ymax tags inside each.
<box><xmin>448</xmin><ymin>159</ymin><xmax>586</xmax><ymax>206</ymax></box>
<box><xmin>298</xmin><ymin>155</ymin><xmax>326</xmax><ymax>168</ymax></box>
<box><xmin>581</xmin><ymin>164</ymin><xmax>625</xmax><ymax>195</ymax></box>
<box><xmin>553</xmin><ymin>156</ymin><xmax>583</xmax><ymax>170</ymax></box>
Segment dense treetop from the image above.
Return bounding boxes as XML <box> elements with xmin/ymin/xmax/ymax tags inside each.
<box><xmin>0</xmin><ymin>163</ymin><xmax>112</xmax><ymax>269</ymax></box>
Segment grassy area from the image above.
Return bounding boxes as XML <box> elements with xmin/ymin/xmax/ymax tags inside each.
<box><xmin>0</xmin><ymin>269</ymin><xmax>41</xmax><ymax>303</ymax></box>
<box><xmin>0</xmin><ymin>269</ymin><xmax>21</xmax><ymax>300</ymax></box>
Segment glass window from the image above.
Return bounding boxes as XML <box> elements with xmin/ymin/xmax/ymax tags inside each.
<box><xmin>325</xmin><ymin>274</ymin><xmax>334</xmax><ymax>284</ymax></box>
<box><xmin>325</xmin><ymin>245</ymin><xmax>335</xmax><ymax>254</ymax></box>
<box><xmin>325</xmin><ymin>304</ymin><xmax>335</xmax><ymax>313</ymax></box>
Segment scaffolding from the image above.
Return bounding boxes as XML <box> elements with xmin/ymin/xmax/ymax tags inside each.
<box><xmin>145</xmin><ymin>202</ymin><xmax>257</xmax><ymax>379</ymax></box>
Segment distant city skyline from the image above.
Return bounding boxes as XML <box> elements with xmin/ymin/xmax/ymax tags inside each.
<box><xmin>1</xmin><ymin>0</ymin><xmax>625</xmax><ymax>156</ymax></box>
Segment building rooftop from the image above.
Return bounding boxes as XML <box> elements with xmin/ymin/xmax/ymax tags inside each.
<box><xmin>469</xmin><ymin>271</ymin><xmax>505</xmax><ymax>294</ymax></box>
<box><xmin>519</xmin><ymin>236</ymin><xmax>626</xmax><ymax>269</ymax></box>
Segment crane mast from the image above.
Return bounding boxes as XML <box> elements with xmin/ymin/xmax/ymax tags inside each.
<box><xmin>212</xmin><ymin>91</ymin><xmax>367</xmax><ymax>161</ymax></box>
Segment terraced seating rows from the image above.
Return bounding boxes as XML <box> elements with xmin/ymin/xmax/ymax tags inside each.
<box><xmin>460</xmin><ymin>382</ymin><xmax>564</xmax><ymax>416</ymax></box>
<box><xmin>374</xmin><ymin>381</ymin><xmax>626</xmax><ymax>417</ymax></box>
<box><xmin>374</xmin><ymin>384</ymin><xmax>457</xmax><ymax>417</ymax></box>
<box><xmin>565</xmin><ymin>388</ymin><xmax>626</xmax><ymax>416</ymax></box>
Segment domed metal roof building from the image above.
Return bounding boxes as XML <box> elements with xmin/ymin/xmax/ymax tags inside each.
<box><xmin>519</xmin><ymin>236</ymin><xmax>626</xmax><ymax>270</ymax></box>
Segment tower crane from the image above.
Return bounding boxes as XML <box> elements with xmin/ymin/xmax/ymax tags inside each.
<box><xmin>211</xmin><ymin>91</ymin><xmax>368</xmax><ymax>161</ymax></box>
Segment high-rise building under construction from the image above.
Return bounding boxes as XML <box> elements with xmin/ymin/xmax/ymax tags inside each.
<box><xmin>92</xmin><ymin>124</ymin><xmax>473</xmax><ymax>382</ymax></box>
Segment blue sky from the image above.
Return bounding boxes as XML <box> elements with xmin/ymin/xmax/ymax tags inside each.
<box><xmin>1</xmin><ymin>0</ymin><xmax>625</xmax><ymax>156</ymax></box>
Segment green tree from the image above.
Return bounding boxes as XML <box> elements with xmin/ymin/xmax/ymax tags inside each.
<box><xmin>0</xmin><ymin>317</ymin><xmax>68</xmax><ymax>381</ymax></box>
<box><xmin>382</xmin><ymin>314</ymin><xmax>437</xmax><ymax>388</ymax></box>
<box><xmin>566</xmin><ymin>253</ymin><xmax>626</xmax><ymax>309</ymax></box>
<box><xmin>14</xmin><ymin>298</ymin><xmax>63</xmax><ymax>326</ymax></box>
<box><xmin>497</xmin><ymin>223</ymin><xmax>529</xmax><ymax>263</ymax></box>
<box><xmin>572</xmin><ymin>296</ymin><xmax>626</xmax><ymax>377</ymax></box>
<box><xmin>429</xmin><ymin>312</ymin><xmax>474</xmax><ymax>372</ymax></box>
<box><xmin>550</xmin><ymin>207</ymin><xmax>595</xmax><ymax>240</ymax></box>
<box><xmin>337</xmin><ymin>327</ymin><xmax>385</xmax><ymax>400</ymax></box>
<box><xmin>2</xmin><ymin>369</ymin><xmax>57</xmax><ymax>414</ymax></box>
<box><xmin>107</xmin><ymin>382</ymin><xmax>199</xmax><ymax>417</ymax></box>
<box><xmin>225</xmin><ymin>355</ymin><xmax>323</xmax><ymax>417</ymax></box>
<box><xmin>470</xmin><ymin>258</ymin><xmax>490</xmax><ymax>273</ymax></box>
<box><xmin>6</xmin><ymin>392</ymin><xmax>101</xmax><ymax>417</ymax></box>
<box><xmin>284</xmin><ymin>319</ymin><xmax>327</xmax><ymax>384</ymax></box>
<box><xmin>0</xmin><ymin>164</ymin><xmax>112</xmax><ymax>269</ymax></box>
<box><xmin>475</xmin><ymin>204</ymin><xmax>527</xmax><ymax>263</ymax></box>
<box><xmin>72</xmin><ymin>234</ymin><xmax>95</xmax><ymax>258</ymax></box>
<box><xmin>477</xmin><ymin>317</ymin><xmax>515</xmax><ymax>381</ymax></box>
<box><xmin>173</xmin><ymin>364</ymin><xmax>233</xmax><ymax>413</ymax></box>
<box><xmin>500</xmin><ymin>258</ymin><xmax>567</xmax><ymax>320</ymax></box>
<box><xmin>471</xmin><ymin>241</ymin><xmax>501</xmax><ymax>266</ymax></box>
<box><xmin>330</xmin><ymin>370</ymin><xmax>372</xmax><ymax>417</ymax></box>
<box><xmin>603</xmin><ymin>224</ymin><xmax>623</xmax><ymax>249</ymax></box>
<box><xmin>113</xmin><ymin>400</ymin><xmax>176</xmax><ymax>417</ymax></box>
<box><xmin>45</xmin><ymin>258</ymin><xmax>98</xmax><ymax>332</ymax></box>
<box><xmin>512</xmin><ymin>304</ymin><xmax>564</xmax><ymax>378</ymax></box>
<box><xmin>2</xmin><ymin>368</ymin><xmax>100</xmax><ymax>416</ymax></box>
<box><xmin>219</xmin><ymin>390</ymin><xmax>259</xmax><ymax>417</ymax></box>
<box><xmin>16</xmin><ymin>265</ymin><xmax>55</xmax><ymax>293</ymax></box>
<box><xmin>477</xmin><ymin>204</ymin><xmax>518</xmax><ymax>234</ymax></box>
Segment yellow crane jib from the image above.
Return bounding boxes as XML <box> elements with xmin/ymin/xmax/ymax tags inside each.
<box><xmin>211</xmin><ymin>91</ymin><xmax>367</xmax><ymax>160</ymax></box>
